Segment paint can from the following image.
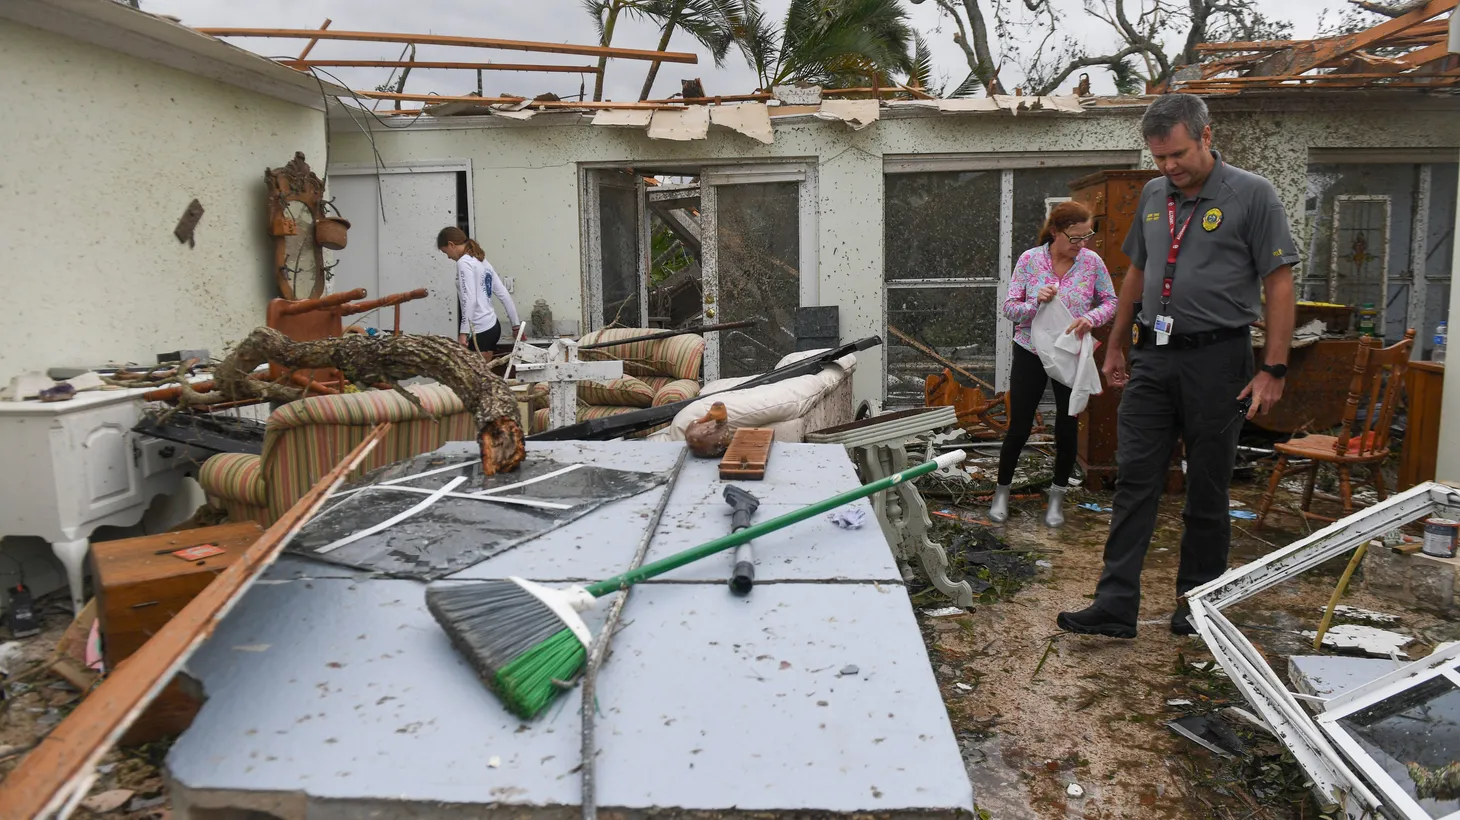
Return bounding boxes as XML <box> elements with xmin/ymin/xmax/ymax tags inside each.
<box><xmin>1422</xmin><ymin>518</ymin><xmax>1460</xmax><ymax>558</ymax></box>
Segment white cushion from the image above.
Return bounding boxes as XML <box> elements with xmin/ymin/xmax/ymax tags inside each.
<box><xmin>647</xmin><ymin>353</ymin><xmax>856</xmax><ymax>442</ymax></box>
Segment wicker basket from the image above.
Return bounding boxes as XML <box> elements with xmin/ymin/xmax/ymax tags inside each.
<box><xmin>315</xmin><ymin>216</ymin><xmax>351</xmax><ymax>250</ymax></box>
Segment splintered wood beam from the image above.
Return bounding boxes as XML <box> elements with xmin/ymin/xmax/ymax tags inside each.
<box><xmin>296</xmin><ymin>18</ymin><xmax>331</xmax><ymax>61</ymax></box>
<box><xmin>0</xmin><ymin>426</ymin><xmax>390</xmax><ymax>819</ymax></box>
<box><xmin>1273</xmin><ymin>0</ymin><xmax>1456</xmax><ymax>74</ymax></box>
<box><xmin>197</xmin><ymin>28</ymin><xmax>699</xmax><ymax>63</ymax></box>
<box><xmin>1183</xmin><ymin>75</ymin><xmax>1460</xmax><ymax>89</ymax></box>
<box><xmin>1394</xmin><ymin>41</ymin><xmax>1454</xmax><ymax>65</ymax></box>
<box><xmin>286</xmin><ymin>59</ymin><xmax>601</xmax><ymax>73</ymax></box>
<box><xmin>358</xmin><ymin>91</ymin><xmax>679</xmax><ymax>109</ymax></box>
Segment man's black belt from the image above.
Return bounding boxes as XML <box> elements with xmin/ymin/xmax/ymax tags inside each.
<box><xmin>1131</xmin><ymin>323</ymin><xmax>1248</xmax><ymax>350</ymax></box>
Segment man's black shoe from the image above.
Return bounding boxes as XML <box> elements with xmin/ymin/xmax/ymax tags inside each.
<box><xmin>1056</xmin><ymin>604</ymin><xmax>1136</xmax><ymax>639</ymax></box>
<box><xmin>1171</xmin><ymin>600</ymin><xmax>1198</xmax><ymax>636</ymax></box>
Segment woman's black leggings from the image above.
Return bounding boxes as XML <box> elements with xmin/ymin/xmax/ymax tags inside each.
<box><xmin>997</xmin><ymin>343</ymin><xmax>1077</xmax><ymax>487</ymax></box>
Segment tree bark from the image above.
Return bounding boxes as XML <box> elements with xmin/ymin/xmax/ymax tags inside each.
<box><xmin>593</xmin><ymin>4</ymin><xmax>624</xmax><ymax>101</ymax></box>
<box><xmin>639</xmin><ymin>1</ymin><xmax>685</xmax><ymax>100</ymax></box>
<box><xmin>188</xmin><ymin>328</ymin><xmax>525</xmax><ymax>475</ymax></box>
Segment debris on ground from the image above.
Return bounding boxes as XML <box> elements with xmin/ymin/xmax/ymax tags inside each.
<box><xmin>1167</xmin><ymin>714</ymin><xmax>1247</xmax><ymax>759</ymax></box>
<box><xmin>1322</xmin><ymin>605</ymin><xmax>1400</xmax><ymax>625</ymax></box>
<box><xmin>1300</xmin><ymin>623</ymin><xmax>1414</xmax><ymax>658</ymax></box>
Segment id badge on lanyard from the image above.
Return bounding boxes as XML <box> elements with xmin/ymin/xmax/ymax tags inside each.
<box><xmin>1158</xmin><ymin>195</ymin><xmax>1197</xmax><ymax>346</ymax></box>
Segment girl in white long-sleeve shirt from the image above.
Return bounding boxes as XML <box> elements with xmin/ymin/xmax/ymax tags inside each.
<box><xmin>436</xmin><ymin>226</ymin><xmax>520</xmax><ymax>361</ymax></box>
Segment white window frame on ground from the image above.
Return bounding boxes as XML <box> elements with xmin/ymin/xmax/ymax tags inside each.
<box><xmin>881</xmin><ymin>151</ymin><xmax>1139</xmax><ymax>398</ymax></box>
<box><xmin>1186</xmin><ymin>481</ymin><xmax>1460</xmax><ymax>818</ymax></box>
<box><xmin>1329</xmin><ymin>194</ymin><xmax>1393</xmax><ymax>331</ymax></box>
<box><xmin>1316</xmin><ymin>641</ymin><xmax>1460</xmax><ymax>820</ymax></box>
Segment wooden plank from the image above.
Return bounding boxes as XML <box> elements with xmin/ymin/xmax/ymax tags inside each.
<box><xmin>719</xmin><ymin>428</ymin><xmax>775</xmax><ymax>480</ymax></box>
<box><xmin>0</xmin><ymin>425</ymin><xmax>391</xmax><ymax>819</ymax></box>
<box><xmin>1185</xmin><ymin>66</ymin><xmax>1460</xmax><ymax>82</ymax></box>
<box><xmin>287</xmin><ymin>59</ymin><xmax>601</xmax><ymax>73</ymax></box>
<box><xmin>296</xmin><ymin>18</ymin><xmax>331</xmax><ymax>61</ymax></box>
<box><xmin>364</xmin><ymin>91</ymin><xmax>680</xmax><ymax>109</ymax></box>
<box><xmin>1273</xmin><ymin>0</ymin><xmax>1457</xmax><ymax>74</ymax></box>
<box><xmin>1396</xmin><ymin>41</ymin><xmax>1455</xmax><ymax>66</ymax></box>
<box><xmin>197</xmin><ymin>28</ymin><xmax>699</xmax><ymax>64</ymax></box>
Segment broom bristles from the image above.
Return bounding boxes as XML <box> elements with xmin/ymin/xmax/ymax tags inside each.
<box><xmin>426</xmin><ymin>580</ymin><xmax>588</xmax><ymax>719</ymax></box>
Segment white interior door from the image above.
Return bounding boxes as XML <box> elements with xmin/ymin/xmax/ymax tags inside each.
<box><xmin>328</xmin><ymin>174</ymin><xmax>380</xmax><ymax>301</ymax></box>
<box><xmin>379</xmin><ymin>172</ymin><xmax>460</xmax><ymax>339</ymax></box>
<box><xmin>327</xmin><ymin>165</ymin><xmax>469</xmax><ymax>338</ymax></box>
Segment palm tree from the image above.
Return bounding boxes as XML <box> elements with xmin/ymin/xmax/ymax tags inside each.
<box><xmin>637</xmin><ymin>0</ymin><xmax>737</xmax><ymax>101</ymax></box>
<box><xmin>582</xmin><ymin>0</ymin><xmax>736</xmax><ymax>102</ymax></box>
<box><xmin>727</xmin><ymin>0</ymin><xmax>917</xmax><ymax>91</ymax></box>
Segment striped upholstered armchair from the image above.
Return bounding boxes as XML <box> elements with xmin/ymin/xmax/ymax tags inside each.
<box><xmin>528</xmin><ymin>328</ymin><xmax>704</xmax><ymax>434</ymax></box>
<box><xmin>199</xmin><ymin>384</ymin><xmax>476</xmax><ymax>526</ymax></box>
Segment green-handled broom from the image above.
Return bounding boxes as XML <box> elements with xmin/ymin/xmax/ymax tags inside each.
<box><xmin>426</xmin><ymin>449</ymin><xmax>967</xmax><ymax>719</ymax></box>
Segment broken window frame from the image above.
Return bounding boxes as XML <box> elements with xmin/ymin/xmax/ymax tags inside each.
<box><xmin>579</xmin><ymin>160</ymin><xmax>818</xmax><ymax>382</ymax></box>
<box><xmin>881</xmin><ymin>151</ymin><xmax>1139</xmax><ymax>400</ymax></box>
<box><xmin>1187</xmin><ymin>481</ymin><xmax>1460</xmax><ymax>818</ymax></box>
<box><xmin>582</xmin><ymin>169</ymin><xmax>650</xmax><ymax>329</ymax></box>
<box><xmin>699</xmin><ymin>163</ymin><xmax>818</xmax><ymax>382</ymax></box>
<box><xmin>1315</xmin><ymin>642</ymin><xmax>1460</xmax><ymax>820</ymax></box>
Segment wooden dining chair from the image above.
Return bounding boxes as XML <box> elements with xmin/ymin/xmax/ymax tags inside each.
<box><xmin>1254</xmin><ymin>329</ymin><xmax>1415</xmax><ymax>530</ymax></box>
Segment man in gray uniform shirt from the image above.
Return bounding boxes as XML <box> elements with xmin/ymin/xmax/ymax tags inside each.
<box><xmin>1057</xmin><ymin>94</ymin><xmax>1298</xmax><ymax>638</ymax></box>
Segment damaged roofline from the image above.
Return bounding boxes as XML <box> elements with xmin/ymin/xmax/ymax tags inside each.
<box><xmin>326</xmin><ymin>102</ymin><xmax>1129</xmax><ymax>133</ymax></box>
<box><xmin>1</xmin><ymin>0</ymin><xmax>351</xmax><ymax>111</ymax></box>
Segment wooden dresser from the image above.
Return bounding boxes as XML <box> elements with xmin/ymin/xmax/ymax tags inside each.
<box><xmin>1399</xmin><ymin>361</ymin><xmax>1444</xmax><ymax>490</ymax></box>
<box><xmin>1068</xmin><ymin>169</ymin><xmax>1183</xmax><ymax>492</ymax></box>
<box><xmin>92</xmin><ymin>521</ymin><xmax>262</xmax><ymax>744</ymax></box>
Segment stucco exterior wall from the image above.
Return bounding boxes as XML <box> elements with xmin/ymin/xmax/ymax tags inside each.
<box><xmin>328</xmin><ymin>96</ymin><xmax>1459</xmax><ymax>408</ymax></box>
<box><xmin>0</xmin><ymin>20</ymin><xmax>326</xmax><ymax>380</ymax></box>
<box><xmin>330</xmin><ymin>110</ymin><xmax>1144</xmax><ymax>403</ymax></box>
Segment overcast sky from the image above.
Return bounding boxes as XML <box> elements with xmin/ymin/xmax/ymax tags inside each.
<box><xmin>140</xmin><ymin>0</ymin><xmax>1339</xmax><ymax>101</ymax></box>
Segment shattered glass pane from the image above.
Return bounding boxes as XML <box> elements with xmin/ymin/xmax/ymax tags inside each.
<box><xmin>715</xmin><ymin>181</ymin><xmax>800</xmax><ymax>377</ymax></box>
<box><xmin>885</xmin><ymin>171</ymin><xmax>1000</xmax><ymax>280</ymax></box>
<box><xmin>1012</xmin><ymin>167</ymin><xmax>1109</xmax><ymax>251</ymax></box>
<box><xmin>885</xmin><ymin>285</ymin><xmax>997</xmax><ymax>408</ymax></box>
<box><xmin>647</xmin><ymin>205</ymin><xmax>704</xmax><ymax>328</ymax></box>
<box><xmin>1338</xmin><ymin>675</ymin><xmax>1460</xmax><ymax>817</ymax></box>
<box><xmin>286</xmin><ymin>452</ymin><xmax>668</xmax><ymax>579</ymax></box>
<box><xmin>599</xmin><ymin>176</ymin><xmax>642</xmax><ymax>327</ymax></box>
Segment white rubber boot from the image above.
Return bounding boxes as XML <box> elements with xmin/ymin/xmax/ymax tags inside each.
<box><xmin>989</xmin><ymin>484</ymin><xmax>1012</xmax><ymax>524</ymax></box>
<box><xmin>1044</xmin><ymin>485</ymin><xmax>1068</xmax><ymax>529</ymax></box>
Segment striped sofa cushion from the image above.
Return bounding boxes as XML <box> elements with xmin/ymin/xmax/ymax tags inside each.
<box><xmin>199</xmin><ymin>453</ymin><xmax>266</xmax><ymax>506</ymax></box>
<box><xmin>258</xmin><ymin>384</ymin><xmax>470</xmax><ymax>520</ymax></box>
<box><xmin>578</xmin><ymin>329</ymin><xmax>704</xmax><ymax>381</ymax></box>
<box><xmin>653</xmin><ymin>378</ymin><xmax>700</xmax><ymax>406</ymax></box>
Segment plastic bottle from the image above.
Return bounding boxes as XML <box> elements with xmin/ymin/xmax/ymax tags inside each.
<box><xmin>1357</xmin><ymin>303</ymin><xmax>1378</xmax><ymax>337</ymax></box>
<box><xmin>1435</xmin><ymin>319</ymin><xmax>1448</xmax><ymax>364</ymax></box>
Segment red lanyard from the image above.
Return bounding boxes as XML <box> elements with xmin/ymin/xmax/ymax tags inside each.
<box><xmin>1163</xmin><ymin>195</ymin><xmax>1197</xmax><ymax>303</ymax></box>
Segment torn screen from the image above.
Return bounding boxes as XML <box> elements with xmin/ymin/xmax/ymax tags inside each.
<box><xmin>285</xmin><ymin>453</ymin><xmax>668</xmax><ymax>579</ymax></box>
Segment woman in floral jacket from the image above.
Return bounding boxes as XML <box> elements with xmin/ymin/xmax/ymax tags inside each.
<box><xmin>991</xmin><ymin>201</ymin><xmax>1116</xmax><ymax>528</ymax></box>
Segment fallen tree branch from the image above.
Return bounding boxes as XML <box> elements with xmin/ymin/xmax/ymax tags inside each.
<box><xmin>156</xmin><ymin>328</ymin><xmax>525</xmax><ymax>475</ymax></box>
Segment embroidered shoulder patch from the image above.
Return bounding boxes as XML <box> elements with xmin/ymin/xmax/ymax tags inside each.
<box><xmin>1202</xmin><ymin>208</ymin><xmax>1223</xmax><ymax>231</ymax></box>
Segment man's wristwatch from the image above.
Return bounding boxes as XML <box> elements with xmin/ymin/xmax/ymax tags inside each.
<box><xmin>1260</xmin><ymin>362</ymin><xmax>1288</xmax><ymax>379</ymax></box>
